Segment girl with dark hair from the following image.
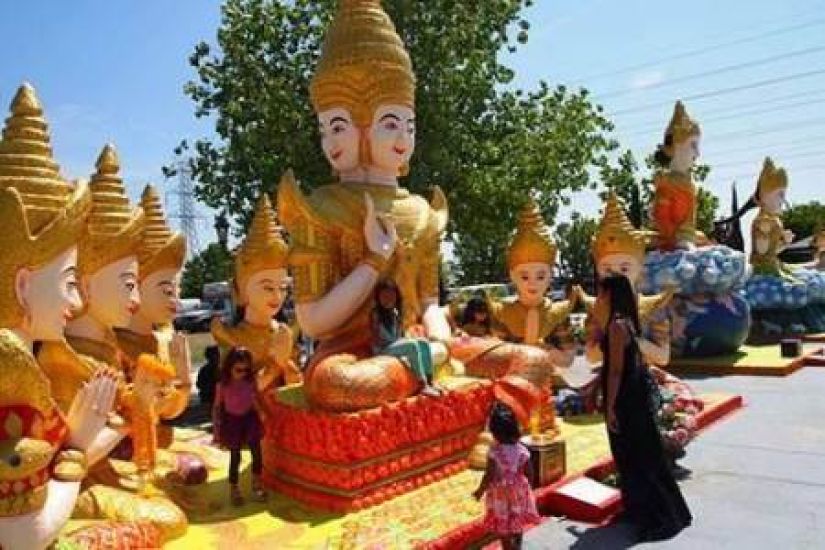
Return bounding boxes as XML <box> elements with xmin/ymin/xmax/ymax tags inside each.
<box><xmin>473</xmin><ymin>402</ymin><xmax>539</xmax><ymax>549</ymax></box>
<box><xmin>599</xmin><ymin>274</ymin><xmax>692</xmax><ymax>541</ymax></box>
<box><xmin>212</xmin><ymin>346</ymin><xmax>266</xmax><ymax>506</ymax></box>
<box><xmin>460</xmin><ymin>296</ymin><xmax>492</xmax><ymax>336</ymax></box>
<box><xmin>371</xmin><ymin>279</ymin><xmax>441</xmax><ymax>396</ymax></box>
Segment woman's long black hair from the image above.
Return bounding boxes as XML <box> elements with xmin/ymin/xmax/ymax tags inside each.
<box><xmin>600</xmin><ymin>274</ymin><xmax>641</xmax><ymax>336</ymax></box>
<box><xmin>374</xmin><ymin>279</ymin><xmax>402</xmax><ymax>331</ymax></box>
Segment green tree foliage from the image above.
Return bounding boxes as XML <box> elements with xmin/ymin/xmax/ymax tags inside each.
<box><xmin>782</xmin><ymin>201</ymin><xmax>825</xmax><ymax>240</ymax></box>
<box><xmin>180</xmin><ymin>243</ymin><xmax>234</xmax><ymax>299</ymax></box>
<box><xmin>555</xmin><ymin>213</ymin><xmax>598</xmax><ymax>292</ymax></box>
<box><xmin>177</xmin><ymin>0</ymin><xmax>618</xmax><ymax>284</ymax></box>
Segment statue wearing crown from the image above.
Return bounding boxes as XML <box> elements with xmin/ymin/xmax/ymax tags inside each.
<box><xmin>450</xmin><ymin>199</ymin><xmax>578</xmax><ymax>398</ymax></box>
<box><xmin>652</xmin><ymin>101</ymin><xmax>705</xmax><ymax>251</ymax></box>
<box><xmin>741</xmin><ymin>158</ymin><xmax>825</xmax><ymax>339</ymax></box>
<box><xmin>212</xmin><ymin>194</ymin><xmax>302</xmax><ymax>390</ymax></box>
<box><xmin>115</xmin><ymin>185</ymin><xmax>192</xmax><ymax>423</ymax></box>
<box><xmin>583</xmin><ymin>193</ymin><xmax>704</xmax><ymax>468</ymax></box>
<box><xmin>0</xmin><ymin>83</ymin><xmax>182</xmax><ymax>549</ymax></box>
<box><xmin>643</xmin><ymin>101</ymin><xmax>751</xmax><ymax>357</ymax></box>
<box><xmin>35</xmin><ymin>143</ymin><xmax>187</xmax><ymax>539</ymax></box>
<box><xmin>277</xmin><ymin>0</ymin><xmax>451</xmax><ymax>413</ymax></box>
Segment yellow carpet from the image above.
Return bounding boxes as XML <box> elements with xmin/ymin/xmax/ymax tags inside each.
<box><xmin>669</xmin><ymin>343</ymin><xmax>825</xmax><ymax>375</ymax></box>
<box><xmin>63</xmin><ymin>394</ymin><xmax>736</xmax><ymax>549</ymax></box>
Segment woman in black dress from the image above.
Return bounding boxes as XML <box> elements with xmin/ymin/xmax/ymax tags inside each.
<box><xmin>599</xmin><ymin>274</ymin><xmax>692</xmax><ymax>541</ymax></box>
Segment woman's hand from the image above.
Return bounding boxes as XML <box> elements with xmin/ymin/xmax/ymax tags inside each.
<box><xmin>363</xmin><ymin>193</ymin><xmax>397</xmax><ymax>260</ymax></box>
<box><xmin>67</xmin><ymin>369</ymin><xmax>118</xmax><ymax>452</ymax></box>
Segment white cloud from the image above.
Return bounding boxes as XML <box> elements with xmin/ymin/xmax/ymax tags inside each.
<box><xmin>628</xmin><ymin>70</ymin><xmax>666</xmax><ymax>90</ymax></box>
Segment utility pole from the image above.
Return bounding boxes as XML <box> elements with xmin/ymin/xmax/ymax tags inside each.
<box><xmin>165</xmin><ymin>160</ymin><xmax>204</xmax><ymax>259</ymax></box>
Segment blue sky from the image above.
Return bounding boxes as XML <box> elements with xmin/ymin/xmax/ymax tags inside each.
<box><xmin>1</xmin><ymin>0</ymin><xmax>823</xmax><ymax>251</ymax></box>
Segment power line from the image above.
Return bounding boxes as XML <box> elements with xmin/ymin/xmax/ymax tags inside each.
<box><xmin>710</xmin><ymin>149</ymin><xmax>824</xmax><ymax>170</ymax></box>
<box><xmin>713</xmin><ymin>163</ymin><xmax>825</xmax><ymax>181</ymax></box>
<box><xmin>609</xmin><ymin>68</ymin><xmax>825</xmax><ymax>116</ymax></box>
<box><xmin>597</xmin><ymin>46</ymin><xmax>825</xmax><ymax>100</ymax></box>
<box><xmin>568</xmin><ymin>17</ymin><xmax>825</xmax><ymax>83</ymax></box>
<box><xmin>619</xmin><ymin>97</ymin><xmax>825</xmax><ymax>137</ymax></box>
<box><xmin>707</xmin><ymin>134</ymin><xmax>825</xmax><ymax>157</ymax></box>
<box><xmin>713</xmin><ymin>118</ymin><xmax>825</xmax><ymax>140</ymax></box>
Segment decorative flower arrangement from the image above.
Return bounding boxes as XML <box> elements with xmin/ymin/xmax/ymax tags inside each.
<box><xmin>650</xmin><ymin>368</ymin><xmax>703</xmax><ymax>457</ymax></box>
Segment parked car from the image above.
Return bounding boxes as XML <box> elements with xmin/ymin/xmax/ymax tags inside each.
<box><xmin>174</xmin><ymin>299</ymin><xmax>215</xmax><ymax>333</ymax></box>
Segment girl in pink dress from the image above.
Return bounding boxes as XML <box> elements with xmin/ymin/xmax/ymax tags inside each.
<box><xmin>473</xmin><ymin>402</ymin><xmax>541</xmax><ymax>549</ymax></box>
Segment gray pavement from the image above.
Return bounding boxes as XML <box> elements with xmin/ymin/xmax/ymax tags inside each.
<box><xmin>525</xmin><ymin>366</ymin><xmax>825</xmax><ymax>549</ymax></box>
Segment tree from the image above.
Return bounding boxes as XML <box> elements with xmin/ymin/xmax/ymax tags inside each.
<box><xmin>555</xmin><ymin>213</ymin><xmax>598</xmax><ymax>292</ymax></box>
<box><xmin>180</xmin><ymin>243</ymin><xmax>234</xmax><ymax>299</ymax></box>
<box><xmin>177</xmin><ymin>0</ymin><xmax>618</xmax><ymax>284</ymax></box>
<box><xmin>782</xmin><ymin>201</ymin><xmax>825</xmax><ymax>240</ymax></box>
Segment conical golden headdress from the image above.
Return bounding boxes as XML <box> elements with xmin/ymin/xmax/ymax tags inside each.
<box><xmin>756</xmin><ymin>157</ymin><xmax>788</xmax><ymax>199</ymax></box>
<box><xmin>310</xmin><ymin>0</ymin><xmax>415</xmax><ymax>127</ymax></box>
<box><xmin>78</xmin><ymin>144</ymin><xmax>144</xmax><ymax>276</ymax></box>
<box><xmin>137</xmin><ymin>184</ymin><xmax>186</xmax><ymax>279</ymax></box>
<box><xmin>235</xmin><ymin>194</ymin><xmax>288</xmax><ymax>296</ymax></box>
<box><xmin>507</xmin><ymin>198</ymin><xmax>557</xmax><ymax>270</ymax></box>
<box><xmin>592</xmin><ymin>192</ymin><xmax>647</xmax><ymax>264</ymax></box>
<box><xmin>663</xmin><ymin>101</ymin><xmax>700</xmax><ymax>151</ymax></box>
<box><xmin>0</xmin><ymin>83</ymin><xmax>91</xmax><ymax>327</ymax></box>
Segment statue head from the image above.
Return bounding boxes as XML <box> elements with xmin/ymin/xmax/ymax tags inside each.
<box><xmin>134</xmin><ymin>185</ymin><xmax>186</xmax><ymax>327</ymax></box>
<box><xmin>755</xmin><ymin>157</ymin><xmax>788</xmax><ymax>215</ymax></box>
<box><xmin>656</xmin><ymin>101</ymin><xmax>701</xmax><ymax>173</ymax></box>
<box><xmin>76</xmin><ymin>144</ymin><xmax>144</xmax><ymax>330</ymax></box>
<box><xmin>592</xmin><ymin>193</ymin><xmax>647</xmax><ymax>286</ymax></box>
<box><xmin>507</xmin><ymin>199</ymin><xmax>557</xmax><ymax>306</ymax></box>
<box><xmin>310</xmin><ymin>0</ymin><xmax>415</xmax><ymax>180</ymax></box>
<box><xmin>234</xmin><ymin>194</ymin><xmax>289</xmax><ymax>324</ymax></box>
<box><xmin>0</xmin><ymin>83</ymin><xmax>91</xmax><ymax>341</ymax></box>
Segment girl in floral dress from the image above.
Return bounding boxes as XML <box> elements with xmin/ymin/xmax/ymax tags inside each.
<box><xmin>473</xmin><ymin>402</ymin><xmax>540</xmax><ymax>549</ymax></box>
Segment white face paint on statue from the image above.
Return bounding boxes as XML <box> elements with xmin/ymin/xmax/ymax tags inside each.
<box><xmin>243</xmin><ymin>268</ymin><xmax>289</xmax><ymax>325</ymax></box>
<box><xmin>137</xmin><ymin>268</ymin><xmax>181</xmax><ymax>326</ymax></box>
<box><xmin>670</xmin><ymin>134</ymin><xmax>700</xmax><ymax>174</ymax></box>
<box><xmin>85</xmin><ymin>256</ymin><xmax>140</xmax><ymax>329</ymax></box>
<box><xmin>510</xmin><ymin>262</ymin><xmax>552</xmax><ymax>307</ymax></box>
<box><xmin>368</xmin><ymin>104</ymin><xmax>415</xmax><ymax>182</ymax></box>
<box><xmin>319</xmin><ymin>108</ymin><xmax>361</xmax><ymax>176</ymax></box>
<box><xmin>16</xmin><ymin>246</ymin><xmax>82</xmax><ymax>341</ymax></box>
<box><xmin>761</xmin><ymin>188</ymin><xmax>787</xmax><ymax>215</ymax></box>
<box><xmin>597</xmin><ymin>254</ymin><xmax>643</xmax><ymax>288</ymax></box>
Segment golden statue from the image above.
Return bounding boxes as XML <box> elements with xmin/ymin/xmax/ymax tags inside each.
<box><xmin>750</xmin><ymin>157</ymin><xmax>795</xmax><ymax>278</ymax></box>
<box><xmin>211</xmin><ymin>194</ymin><xmax>301</xmax><ymax>388</ymax></box>
<box><xmin>34</xmin><ymin>143</ymin><xmax>186</xmax><ymax>541</ymax></box>
<box><xmin>488</xmin><ymin>199</ymin><xmax>576</xmax><ymax>347</ymax></box>
<box><xmin>652</xmin><ymin>101</ymin><xmax>705</xmax><ymax>251</ymax></box>
<box><xmin>583</xmin><ymin>193</ymin><xmax>674</xmax><ymax>367</ymax></box>
<box><xmin>115</xmin><ymin>184</ymin><xmax>191</xmax><ymax>427</ymax></box>
<box><xmin>0</xmin><ymin>83</ymin><xmax>149</xmax><ymax>548</ymax></box>
<box><xmin>278</xmin><ymin>0</ymin><xmax>451</xmax><ymax>412</ymax></box>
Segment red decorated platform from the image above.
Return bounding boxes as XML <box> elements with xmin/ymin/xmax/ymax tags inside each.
<box><xmin>260</xmin><ymin>377</ymin><xmax>493</xmax><ymax>511</ymax></box>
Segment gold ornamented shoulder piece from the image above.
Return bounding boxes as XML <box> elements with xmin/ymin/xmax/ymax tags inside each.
<box><xmin>430</xmin><ymin>186</ymin><xmax>449</xmax><ymax>234</ymax></box>
<box><xmin>639</xmin><ymin>287</ymin><xmax>676</xmax><ymax>324</ymax></box>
